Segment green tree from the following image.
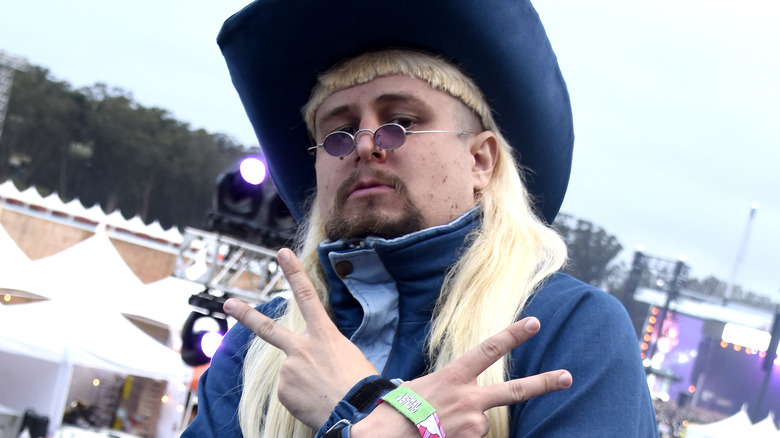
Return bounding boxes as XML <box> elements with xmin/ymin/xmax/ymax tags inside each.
<box><xmin>1</xmin><ymin>63</ymin><xmax>251</xmax><ymax>230</ymax></box>
<box><xmin>552</xmin><ymin>213</ymin><xmax>624</xmax><ymax>289</ymax></box>
<box><xmin>0</xmin><ymin>66</ymin><xmax>85</xmax><ymax>192</ymax></box>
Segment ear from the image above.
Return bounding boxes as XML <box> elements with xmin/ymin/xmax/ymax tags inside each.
<box><xmin>469</xmin><ymin>130</ymin><xmax>498</xmax><ymax>191</ymax></box>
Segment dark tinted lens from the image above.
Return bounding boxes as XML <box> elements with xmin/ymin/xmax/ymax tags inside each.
<box><xmin>323</xmin><ymin>132</ymin><xmax>355</xmax><ymax>157</ymax></box>
<box><xmin>374</xmin><ymin>124</ymin><xmax>406</xmax><ymax>150</ymax></box>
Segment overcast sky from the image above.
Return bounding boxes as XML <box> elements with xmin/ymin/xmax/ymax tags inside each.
<box><xmin>1</xmin><ymin>0</ymin><xmax>778</xmax><ymax>299</ymax></box>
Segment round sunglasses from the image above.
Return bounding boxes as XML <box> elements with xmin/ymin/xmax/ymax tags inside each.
<box><xmin>308</xmin><ymin>123</ymin><xmax>473</xmax><ymax>158</ymax></box>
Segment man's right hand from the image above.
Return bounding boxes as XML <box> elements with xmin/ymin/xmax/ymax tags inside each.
<box><xmin>352</xmin><ymin>317</ymin><xmax>573</xmax><ymax>437</ymax></box>
<box><xmin>224</xmin><ymin>248</ymin><xmax>379</xmax><ymax>428</ymax></box>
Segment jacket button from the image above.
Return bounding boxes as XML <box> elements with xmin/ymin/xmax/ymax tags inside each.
<box><xmin>334</xmin><ymin>261</ymin><xmax>353</xmax><ymax>278</ymax></box>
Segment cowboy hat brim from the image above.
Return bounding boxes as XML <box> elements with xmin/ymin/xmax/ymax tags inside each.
<box><xmin>217</xmin><ymin>0</ymin><xmax>573</xmax><ymax>224</ymax></box>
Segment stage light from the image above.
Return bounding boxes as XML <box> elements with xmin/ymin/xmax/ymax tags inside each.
<box><xmin>181</xmin><ymin>311</ymin><xmax>228</xmax><ymax>367</ymax></box>
<box><xmin>239</xmin><ymin>156</ymin><xmax>267</xmax><ymax>185</ymax></box>
<box><xmin>201</xmin><ymin>331</ymin><xmax>224</xmax><ymax>358</ymax></box>
<box><xmin>181</xmin><ymin>290</ymin><xmax>230</xmax><ymax>366</ymax></box>
<box><xmin>206</xmin><ymin>155</ymin><xmax>297</xmax><ymax>248</ymax></box>
<box><xmin>214</xmin><ymin>159</ymin><xmax>266</xmax><ymax>220</ymax></box>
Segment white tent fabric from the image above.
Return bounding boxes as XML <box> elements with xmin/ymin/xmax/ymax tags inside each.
<box><xmin>137</xmin><ymin>276</ymin><xmax>204</xmax><ymax>322</ymax></box>
<box><xmin>27</xmin><ymin>227</ymin><xmax>146</xmax><ymax>301</ymax></box>
<box><xmin>0</xmin><ymin>300</ymin><xmax>189</xmax><ymax>381</ymax></box>
<box><xmin>754</xmin><ymin>414</ymin><xmax>780</xmax><ymax>436</ymax></box>
<box><xmin>0</xmin><ymin>222</ymin><xmax>196</xmax><ymax>437</ymax></box>
<box><xmin>0</xmin><ymin>221</ymin><xmax>198</xmax><ymax>333</ymax></box>
<box><xmin>5</xmin><ymin>184</ymin><xmax>47</xmax><ymax>205</ymax></box>
<box><xmin>0</xmin><ymin>221</ymin><xmax>30</xmax><ymax>264</ymax></box>
<box><xmin>11</xmin><ymin>227</ymin><xmax>200</xmax><ymax>343</ymax></box>
<box><xmin>0</xmin><ymin>221</ymin><xmax>30</xmax><ymax>276</ymax></box>
<box><xmin>123</xmin><ymin>276</ymin><xmax>205</xmax><ymax>349</ymax></box>
<box><xmin>0</xmin><ymin>223</ymin><xmax>46</xmax><ymax>300</ymax></box>
<box><xmin>61</xmin><ymin>198</ymin><xmax>107</xmax><ymax>224</ymax></box>
<box><xmin>0</xmin><ymin>179</ymin><xmax>183</xmax><ymax>244</ymax></box>
<box><xmin>0</xmin><ymin>184</ymin><xmax>201</xmax><ymax>436</ymax></box>
<box><xmin>0</xmin><ymin>300</ymin><xmax>191</xmax><ymax>437</ymax></box>
<box><xmin>685</xmin><ymin>406</ymin><xmax>780</xmax><ymax>437</ymax></box>
<box><xmin>0</xmin><ymin>179</ymin><xmax>22</xmax><ymax>198</ymax></box>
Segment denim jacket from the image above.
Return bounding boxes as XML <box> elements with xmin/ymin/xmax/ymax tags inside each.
<box><xmin>185</xmin><ymin>209</ymin><xmax>657</xmax><ymax>437</ymax></box>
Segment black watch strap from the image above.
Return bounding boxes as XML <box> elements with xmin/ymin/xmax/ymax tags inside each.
<box><xmin>348</xmin><ymin>378</ymin><xmax>398</xmax><ymax>411</ymax></box>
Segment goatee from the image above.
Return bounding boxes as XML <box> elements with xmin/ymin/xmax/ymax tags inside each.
<box><xmin>324</xmin><ymin>169</ymin><xmax>424</xmax><ymax>241</ymax></box>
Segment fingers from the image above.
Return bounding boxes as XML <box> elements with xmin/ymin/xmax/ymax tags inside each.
<box><xmin>441</xmin><ymin>317</ymin><xmax>572</xmax><ymax>410</ymax></box>
<box><xmin>454</xmin><ymin>317</ymin><xmax>542</xmax><ymax>378</ymax></box>
<box><xmin>483</xmin><ymin>370</ymin><xmax>572</xmax><ymax>409</ymax></box>
<box><xmin>224</xmin><ymin>297</ymin><xmax>295</xmax><ymax>352</ymax></box>
<box><xmin>222</xmin><ymin>248</ymin><xmax>335</xmax><ymax>354</ymax></box>
<box><xmin>277</xmin><ymin>248</ymin><xmax>333</xmax><ymax>332</ymax></box>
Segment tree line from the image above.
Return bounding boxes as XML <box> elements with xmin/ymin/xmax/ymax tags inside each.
<box><xmin>1</xmin><ymin>63</ymin><xmax>628</xmax><ymax>286</ymax></box>
<box><xmin>1</xmin><ymin>61</ymin><xmax>768</xmax><ymax>312</ymax></box>
<box><xmin>0</xmin><ymin>65</ymin><xmax>251</xmax><ymax>229</ymax></box>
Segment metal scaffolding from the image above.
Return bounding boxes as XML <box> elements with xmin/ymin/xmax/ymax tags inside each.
<box><xmin>173</xmin><ymin>227</ymin><xmax>289</xmax><ymax>306</ymax></box>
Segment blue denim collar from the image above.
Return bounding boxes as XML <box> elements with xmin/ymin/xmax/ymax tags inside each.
<box><xmin>318</xmin><ymin>207</ymin><xmax>481</xmax><ymax>256</ymax></box>
<box><xmin>316</xmin><ymin>208</ymin><xmax>480</xmax><ymax>372</ymax></box>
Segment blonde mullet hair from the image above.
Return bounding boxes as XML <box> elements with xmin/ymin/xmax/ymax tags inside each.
<box><xmin>238</xmin><ymin>50</ymin><xmax>567</xmax><ymax>438</ymax></box>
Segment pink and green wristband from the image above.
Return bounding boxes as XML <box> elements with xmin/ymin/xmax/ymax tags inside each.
<box><xmin>379</xmin><ymin>386</ymin><xmax>446</xmax><ymax>438</ymax></box>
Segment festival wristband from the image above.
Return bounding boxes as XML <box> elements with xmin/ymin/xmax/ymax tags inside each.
<box><xmin>379</xmin><ymin>386</ymin><xmax>446</xmax><ymax>438</ymax></box>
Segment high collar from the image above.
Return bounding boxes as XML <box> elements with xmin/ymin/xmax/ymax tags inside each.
<box><xmin>316</xmin><ymin>208</ymin><xmax>481</xmax><ymax>372</ymax></box>
<box><xmin>319</xmin><ymin>208</ymin><xmax>479</xmax><ymax>279</ymax></box>
<box><xmin>317</xmin><ymin>208</ymin><xmax>480</xmax><ymax>328</ymax></box>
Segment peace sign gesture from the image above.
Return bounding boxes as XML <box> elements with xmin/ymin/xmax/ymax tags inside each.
<box><xmin>224</xmin><ymin>248</ymin><xmax>572</xmax><ymax>436</ymax></box>
<box><xmin>224</xmin><ymin>248</ymin><xmax>379</xmax><ymax>428</ymax></box>
<box><xmin>380</xmin><ymin>318</ymin><xmax>573</xmax><ymax>437</ymax></box>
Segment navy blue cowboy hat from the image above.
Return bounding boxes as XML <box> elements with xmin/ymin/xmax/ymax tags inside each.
<box><xmin>217</xmin><ymin>0</ymin><xmax>573</xmax><ymax>224</ymax></box>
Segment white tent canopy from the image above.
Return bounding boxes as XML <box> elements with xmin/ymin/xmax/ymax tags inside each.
<box><xmin>0</xmin><ymin>300</ymin><xmax>191</xmax><ymax>437</ymax></box>
<box><xmin>0</xmin><ymin>222</ymin><xmax>200</xmax><ymax>336</ymax></box>
<box><xmin>0</xmin><ymin>179</ymin><xmax>183</xmax><ymax>244</ymax></box>
<box><xmin>0</xmin><ymin>221</ymin><xmax>30</xmax><ymax>265</ymax></box>
<box><xmin>0</xmin><ymin>221</ymin><xmax>197</xmax><ymax>437</ymax></box>
<box><xmin>26</xmin><ymin>227</ymin><xmax>146</xmax><ymax>301</ymax></box>
<box><xmin>0</xmin><ymin>300</ymin><xmax>188</xmax><ymax>378</ymax></box>
<box><xmin>685</xmin><ymin>405</ymin><xmax>780</xmax><ymax>437</ymax></box>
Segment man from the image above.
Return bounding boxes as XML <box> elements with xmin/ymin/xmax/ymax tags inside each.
<box><xmin>185</xmin><ymin>1</ymin><xmax>658</xmax><ymax>437</ymax></box>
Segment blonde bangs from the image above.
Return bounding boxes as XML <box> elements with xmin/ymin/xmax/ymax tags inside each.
<box><xmin>302</xmin><ymin>50</ymin><xmax>496</xmax><ymax>136</ymax></box>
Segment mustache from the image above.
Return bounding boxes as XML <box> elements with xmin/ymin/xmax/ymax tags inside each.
<box><xmin>334</xmin><ymin>168</ymin><xmax>406</xmax><ymax>207</ymax></box>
